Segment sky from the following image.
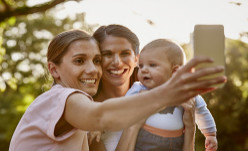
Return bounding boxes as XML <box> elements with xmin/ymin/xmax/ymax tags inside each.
<box><xmin>31</xmin><ymin>0</ymin><xmax>248</xmax><ymax>47</ymax></box>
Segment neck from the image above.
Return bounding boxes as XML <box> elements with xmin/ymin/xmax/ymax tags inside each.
<box><xmin>94</xmin><ymin>80</ymin><xmax>130</xmax><ymax>102</ymax></box>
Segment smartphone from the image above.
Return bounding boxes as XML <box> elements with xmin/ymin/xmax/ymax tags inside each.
<box><xmin>193</xmin><ymin>24</ymin><xmax>225</xmax><ymax>88</ymax></box>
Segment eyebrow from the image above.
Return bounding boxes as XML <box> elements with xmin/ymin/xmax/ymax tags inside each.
<box><xmin>72</xmin><ymin>53</ymin><xmax>101</xmax><ymax>58</ymax></box>
<box><xmin>72</xmin><ymin>53</ymin><xmax>87</xmax><ymax>57</ymax></box>
<box><xmin>101</xmin><ymin>49</ymin><xmax>132</xmax><ymax>52</ymax></box>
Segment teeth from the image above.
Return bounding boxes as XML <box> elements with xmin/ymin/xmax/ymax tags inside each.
<box><xmin>110</xmin><ymin>70</ymin><xmax>124</xmax><ymax>75</ymax></box>
<box><xmin>80</xmin><ymin>79</ymin><xmax>96</xmax><ymax>84</ymax></box>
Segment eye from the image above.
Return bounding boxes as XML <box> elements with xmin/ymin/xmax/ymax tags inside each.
<box><xmin>138</xmin><ymin>64</ymin><xmax>143</xmax><ymax>69</ymax></box>
<box><xmin>102</xmin><ymin>51</ymin><xmax>112</xmax><ymax>57</ymax></box>
<box><xmin>121</xmin><ymin>50</ymin><xmax>131</xmax><ymax>56</ymax></box>
<box><xmin>74</xmin><ymin>58</ymin><xmax>84</xmax><ymax>65</ymax></box>
<box><xmin>150</xmin><ymin>63</ymin><xmax>157</xmax><ymax>67</ymax></box>
<box><xmin>94</xmin><ymin>57</ymin><xmax>102</xmax><ymax>65</ymax></box>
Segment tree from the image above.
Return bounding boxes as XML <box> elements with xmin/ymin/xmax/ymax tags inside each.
<box><xmin>0</xmin><ymin>0</ymin><xmax>81</xmax><ymax>23</ymax></box>
<box><xmin>0</xmin><ymin>2</ymin><xmax>96</xmax><ymax>149</ymax></box>
<box><xmin>0</xmin><ymin>0</ymin><xmax>83</xmax><ymax>92</ymax></box>
<box><xmin>195</xmin><ymin>39</ymin><xmax>248</xmax><ymax>151</ymax></box>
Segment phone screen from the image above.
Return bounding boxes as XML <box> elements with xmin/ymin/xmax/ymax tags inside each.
<box><xmin>193</xmin><ymin>24</ymin><xmax>226</xmax><ymax>88</ymax></box>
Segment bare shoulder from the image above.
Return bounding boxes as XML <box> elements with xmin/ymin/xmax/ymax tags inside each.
<box><xmin>67</xmin><ymin>92</ymin><xmax>92</xmax><ymax>103</ymax></box>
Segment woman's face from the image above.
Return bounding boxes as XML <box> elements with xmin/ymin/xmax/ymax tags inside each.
<box><xmin>54</xmin><ymin>39</ymin><xmax>102</xmax><ymax>96</ymax></box>
<box><xmin>99</xmin><ymin>35</ymin><xmax>138</xmax><ymax>87</ymax></box>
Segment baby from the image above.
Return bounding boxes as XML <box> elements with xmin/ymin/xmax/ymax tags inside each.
<box><xmin>126</xmin><ymin>39</ymin><xmax>217</xmax><ymax>151</ymax></box>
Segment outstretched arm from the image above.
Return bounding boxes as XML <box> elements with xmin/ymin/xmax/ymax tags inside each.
<box><xmin>64</xmin><ymin>57</ymin><xmax>226</xmax><ymax>132</ymax></box>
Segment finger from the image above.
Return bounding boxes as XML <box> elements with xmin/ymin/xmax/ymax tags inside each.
<box><xmin>207</xmin><ymin>143</ymin><xmax>214</xmax><ymax>150</ymax></box>
<box><xmin>194</xmin><ymin>65</ymin><xmax>225</xmax><ymax>79</ymax></box>
<box><xmin>182</xmin><ymin>75</ymin><xmax>226</xmax><ymax>93</ymax></box>
<box><xmin>178</xmin><ymin>56</ymin><xmax>214</xmax><ymax>74</ymax></box>
<box><xmin>88</xmin><ymin>136</ymin><xmax>92</xmax><ymax>145</ymax></box>
<box><xmin>205</xmin><ymin>140</ymin><xmax>209</xmax><ymax>148</ymax></box>
<box><xmin>96</xmin><ymin>134</ymin><xmax>101</xmax><ymax>142</ymax></box>
<box><xmin>213</xmin><ymin>146</ymin><xmax>217</xmax><ymax>151</ymax></box>
<box><xmin>179</xmin><ymin>66</ymin><xmax>225</xmax><ymax>84</ymax></box>
<box><xmin>182</xmin><ymin>103</ymin><xmax>195</xmax><ymax>112</ymax></box>
<box><xmin>181</xmin><ymin>99</ymin><xmax>195</xmax><ymax>108</ymax></box>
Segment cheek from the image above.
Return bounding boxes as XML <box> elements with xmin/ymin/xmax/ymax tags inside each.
<box><xmin>101</xmin><ymin>57</ymin><xmax>110</xmax><ymax>68</ymax></box>
<box><xmin>137</xmin><ymin>71</ymin><xmax>142</xmax><ymax>80</ymax></box>
<box><xmin>124</xmin><ymin>56</ymin><xmax>137</xmax><ymax>67</ymax></box>
<box><xmin>155</xmin><ymin>70</ymin><xmax>171</xmax><ymax>83</ymax></box>
<box><xmin>98</xmin><ymin>66</ymin><xmax>103</xmax><ymax>77</ymax></box>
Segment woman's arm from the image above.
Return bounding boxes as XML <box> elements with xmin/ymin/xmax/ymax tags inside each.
<box><xmin>64</xmin><ymin>57</ymin><xmax>226</xmax><ymax>132</ymax></box>
<box><xmin>115</xmin><ymin>118</ymin><xmax>145</xmax><ymax>151</ymax></box>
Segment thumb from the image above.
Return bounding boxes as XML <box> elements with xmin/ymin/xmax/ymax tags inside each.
<box><xmin>205</xmin><ymin>139</ymin><xmax>210</xmax><ymax>148</ymax></box>
<box><xmin>96</xmin><ymin>134</ymin><xmax>101</xmax><ymax>142</ymax></box>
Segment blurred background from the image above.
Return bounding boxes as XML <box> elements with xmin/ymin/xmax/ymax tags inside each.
<box><xmin>0</xmin><ymin>0</ymin><xmax>248</xmax><ymax>150</ymax></box>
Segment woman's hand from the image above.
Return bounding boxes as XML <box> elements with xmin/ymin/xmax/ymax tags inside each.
<box><xmin>182</xmin><ymin>99</ymin><xmax>196</xmax><ymax>129</ymax></box>
<box><xmin>161</xmin><ymin>56</ymin><xmax>226</xmax><ymax>106</ymax></box>
<box><xmin>88</xmin><ymin>131</ymin><xmax>107</xmax><ymax>151</ymax></box>
<box><xmin>182</xmin><ymin>99</ymin><xmax>196</xmax><ymax>151</ymax></box>
<box><xmin>88</xmin><ymin>131</ymin><xmax>102</xmax><ymax>145</ymax></box>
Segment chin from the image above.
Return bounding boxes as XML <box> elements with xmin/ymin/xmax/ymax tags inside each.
<box><xmin>87</xmin><ymin>88</ymin><xmax>98</xmax><ymax>96</ymax></box>
<box><xmin>86</xmin><ymin>91</ymin><xmax>97</xmax><ymax>96</ymax></box>
<box><xmin>80</xmin><ymin>87</ymin><xmax>98</xmax><ymax>96</ymax></box>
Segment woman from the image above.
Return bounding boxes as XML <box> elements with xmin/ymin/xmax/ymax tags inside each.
<box><xmin>9</xmin><ymin>29</ymin><xmax>225</xmax><ymax>151</ymax></box>
<box><xmin>91</xmin><ymin>24</ymin><xmax>140</xmax><ymax>151</ymax></box>
<box><xmin>90</xmin><ymin>24</ymin><xmax>226</xmax><ymax>151</ymax></box>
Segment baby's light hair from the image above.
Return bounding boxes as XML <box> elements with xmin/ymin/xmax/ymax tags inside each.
<box><xmin>141</xmin><ymin>39</ymin><xmax>186</xmax><ymax>66</ymax></box>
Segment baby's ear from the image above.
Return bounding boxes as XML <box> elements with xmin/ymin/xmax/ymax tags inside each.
<box><xmin>48</xmin><ymin>61</ymin><xmax>60</xmax><ymax>79</ymax></box>
<box><xmin>172</xmin><ymin>65</ymin><xmax>180</xmax><ymax>74</ymax></box>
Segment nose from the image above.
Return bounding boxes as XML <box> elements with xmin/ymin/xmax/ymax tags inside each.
<box><xmin>85</xmin><ymin>61</ymin><xmax>98</xmax><ymax>74</ymax></box>
<box><xmin>112</xmin><ymin>54</ymin><xmax>122</xmax><ymax>66</ymax></box>
<box><xmin>140</xmin><ymin>65</ymin><xmax>148</xmax><ymax>73</ymax></box>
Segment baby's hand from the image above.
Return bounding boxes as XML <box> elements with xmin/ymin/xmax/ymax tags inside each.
<box><xmin>88</xmin><ymin>131</ymin><xmax>102</xmax><ymax>145</ymax></box>
<box><xmin>205</xmin><ymin>135</ymin><xmax>218</xmax><ymax>151</ymax></box>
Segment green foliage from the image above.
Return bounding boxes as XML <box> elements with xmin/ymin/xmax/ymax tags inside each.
<box><xmin>0</xmin><ymin>8</ymin><xmax>96</xmax><ymax>150</ymax></box>
<box><xmin>0</xmin><ymin>17</ymin><xmax>17</xmax><ymax>92</ymax></box>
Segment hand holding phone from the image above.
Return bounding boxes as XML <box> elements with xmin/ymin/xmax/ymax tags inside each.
<box><xmin>193</xmin><ymin>24</ymin><xmax>226</xmax><ymax>88</ymax></box>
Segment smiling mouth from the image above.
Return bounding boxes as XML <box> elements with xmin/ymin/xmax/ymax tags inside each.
<box><xmin>109</xmin><ymin>69</ymin><xmax>127</xmax><ymax>76</ymax></box>
<box><xmin>80</xmin><ymin>79</ymin><xmax>96</xmax><ymax>84</ymax></box>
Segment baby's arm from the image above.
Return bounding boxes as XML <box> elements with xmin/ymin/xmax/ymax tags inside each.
<box><xmin>195</xmin><ymin>95</ymin><xmax>218</xmax><ymax>151</ymax></box>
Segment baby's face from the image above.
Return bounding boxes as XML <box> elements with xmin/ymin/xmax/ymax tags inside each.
<box><xmin>137</xmin><ymin>48</ymin><xmax>173</xmax><ymax>89</ymax></box>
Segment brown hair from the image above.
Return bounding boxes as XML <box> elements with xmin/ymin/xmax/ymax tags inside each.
<box><xmin>47</xmin><ymin>29</ymin><xmax>97</xmax><ymax>65</ymax></box>
<box><xmin>141</xmin><ymin>39</ymin><xmax>186</xmax><ymax>66</ymax></box>
<box><xmin>93</xmin><ymin>24</ymin><xmax>140</xmax><ymax>55</ymax></box>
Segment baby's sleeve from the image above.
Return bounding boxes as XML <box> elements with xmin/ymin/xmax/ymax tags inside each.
<box><xmin>195</xmin><ymin>95</ymin><xmax>217</xmax><ymax>135</ymax></box>
<box><xmin>125</xmin><ymin>81</ymin><xmax>147</xmax><ymax>96</ymax></box>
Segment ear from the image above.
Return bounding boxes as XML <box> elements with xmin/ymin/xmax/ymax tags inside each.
<box><xmin>48</xmin><ymin>61</ymin><xmax>60</xmax><ymax>79</ymax></box>
<box><xmin>172</xmin><ymin>65</ymin><xmax>180</xmax><ymax>74</ymax></box>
